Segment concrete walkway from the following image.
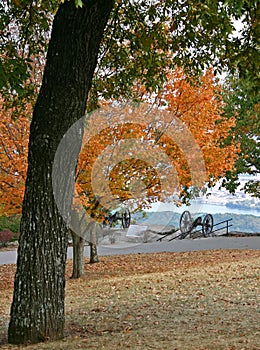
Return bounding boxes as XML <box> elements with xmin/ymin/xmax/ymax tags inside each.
<box><xmin>0</xmin><ymin>236</ymin><xmax>259</xmax><ymax>265</ymax></box>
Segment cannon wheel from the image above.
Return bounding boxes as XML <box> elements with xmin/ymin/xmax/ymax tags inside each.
<box><xmin>202</xmin><ymin>214</ymin><xmax>214</xmax><ymax>237</ymax></box>
<box><xmin>122</xmin><ymin>208</ymin><xmax>131</xmax><ymax>229</ymax></box>
<box><xmin>180</xmin><ymin>210</ymin><xmax>192</xmax><ymax>235</ymax></box>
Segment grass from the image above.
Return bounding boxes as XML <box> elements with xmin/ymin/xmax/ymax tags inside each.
<box><xmin>0</xmin><ymin>249</ymin><xmax>259</xmax><ymax>349</ymax></box>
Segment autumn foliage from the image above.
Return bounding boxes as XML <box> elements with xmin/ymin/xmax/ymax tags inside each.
<box><xmin>0</xmin><ymin>103</ymin><xmax>30</xmax><ymax>215</ymax></box>
<box><xmin>76</xmin><ymin>69</ymin><xmax>238</xmax><ymax>216</ymax></box>
<box><xmin>162</xmin><ymin>69</ymin><xmax>238</xmax><ymax>180</ymax></box>
<box><xmin>0</xmin><ymin>70</ymin><xmax>238</xmax><ymax>217</ymax></box>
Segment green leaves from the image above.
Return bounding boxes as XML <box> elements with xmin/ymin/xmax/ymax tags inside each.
<box><xmin>87</xmin><ymin>0</ymin><xmax>260</xmax><ymax>108</ymax></box>
<box><xmin>88</xmin><ymin>0</ymin><xmax>173</xmax><ymax>106</ymax></box>
<box><xmin>1</xmin><ymin>0</ymin><xmax>259</xmax><ymax>125</ymax></box>
<box><xmin>74</xmin><ymin>0</ymin><xmax>83</xmax><ymax>8</ymax></box>
<box><xmin>221</xmin><ymin>77</ymin><xmax>260</xmax><ymax>197</ymax></box>
<box><xmin>0</xmin><ymin>0</ymin><xmax>56</xmax><ymax>113</ymax></box>
<box><xmin>1</xmin><ymin>0</ymin><xmax>258</xmax><ymax>190</ymax></box>
<box><xmin>0</xmin><ymin>57</ymin><xmax>29</xmax><ymax>92</ymax></box>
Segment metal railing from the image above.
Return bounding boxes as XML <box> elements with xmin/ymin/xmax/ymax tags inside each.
<box><xmin>211</xmin><ymin>218</ymin><xmax>233</xmax><ymax>236</ymax></box>
<box><xmin>156</xmin><ymin>218</ymin><xmax>233</xmax><ymax>241</ymax></box>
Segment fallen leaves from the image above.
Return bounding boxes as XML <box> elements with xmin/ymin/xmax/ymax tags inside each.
<box><xmin>0</xmin><ymin>249</ymin><xmax>259</xmax><ymax>349</ymax></box>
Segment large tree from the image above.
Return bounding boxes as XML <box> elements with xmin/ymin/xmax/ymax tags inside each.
<box><xmin>7</xmin><ymin>0</ymin><xmax>114</xmax><ymax>344</ymax></box>
<box><xmin>0</xmin><ymin>0</ymin><xmax>258</xmax><ymax>345</ymax></box>
<box><xmin>77</xmin><ymin>69</ymin><xmax>238</xmax><ymax>213</ymax></box>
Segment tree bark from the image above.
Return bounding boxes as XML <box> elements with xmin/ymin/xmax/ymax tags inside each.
<box><xmin>89</xmin><ymin>243</ymin><xmax>99</xmax><ymax>263</ymax></box>
<box><xmin>8</xmin><ymin>0</ymin><xmax>113</xmax><ymax>344</ymax></box>
<box><xmin>70</xmin><ymin>210</ymin><xmax>86</xmax><ymax>278</ymax></box>
<box><xmin>71</xmin><ymin>231</ymin><xmax>85</xmax><ymax>278</ymax></box>
<box><xmin>89</xmin><ymin>221</ymin><xmax>99</xmax><ymax>264</ymax></box>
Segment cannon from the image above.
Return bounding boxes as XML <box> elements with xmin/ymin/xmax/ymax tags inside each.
<box><xmin>157</xmin><ymin>211</ymin><xmax>233</xmax><ymax>242</ymax></box>
<box><xmin>179</xmin><ymin>210</ymin><xmax>214</xmax><ymax>239</ymax></box>
<box><xmin>103</xmin><ymin>207</ymin><xmax>131</xmax><ymax>229</ymax></box>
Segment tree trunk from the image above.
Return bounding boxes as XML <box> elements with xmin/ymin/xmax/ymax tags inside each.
<box><xmin>71</xmin><ymin>231</ymin><xmax>85</xmax><ymax>278</ymax></box>
<box><xmin>70</xmin><ymin>210</ymin><xmax>86</xmax><ymax>279</ymax></box>
<box><xmin>8</xmin><ymin>0</ymin><xmax>113</xmax><ymax>344</ymax></box>
<box><xmin>89</xmin><ymin>221</ymin><xmax>100</xmax><ymax>263</ymax></box>
<box><xmin>89</xmin><ymin>243</ymin><xmax>99</xmax><ymax>263</ymax></box>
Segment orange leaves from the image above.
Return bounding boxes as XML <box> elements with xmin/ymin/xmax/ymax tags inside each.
<box><xmin>76</xmin><ymin>69</ymin><xmax>239</xmax><ymax>215</ymax></box>
<box><xmin>109</xmin><ymin>158</ymin><xmax>162</xmax><ymax>203</ymax></box>
<box><xmin>0</xmin><ymin>104</ymin><xmax>30</xmax><ymax>215</ymax></box>
<box><xmin>161</xmin><ymin>69</ymin><xmax>239</xmax><ymax>180</ymax></box>
<box><xmin>0</xmin><ymin>68</ymin><xmax>239</xmax><ymax>217</ymax></box>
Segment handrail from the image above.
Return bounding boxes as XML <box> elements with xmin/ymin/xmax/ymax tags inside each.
<box><xmin>212</xmin><ymin>218</ymin><xmax>233</xmax><ymax>236</ymax></box>
<box><xmin>213</xmin><ymin>218</ymin><xmax>233</xmax><ymax>227</ymax></box>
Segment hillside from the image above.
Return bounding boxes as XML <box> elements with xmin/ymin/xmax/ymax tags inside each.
<box><xmin>133</xmin><ymin>211</ymin><xmax>260</xmax><ymax>234</ymax></box>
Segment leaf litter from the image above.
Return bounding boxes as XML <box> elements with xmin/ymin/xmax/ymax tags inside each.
<box><xmin>0</xmin><ymin>249</ymin><xmax>259</xmax><ymax>349</ymax></box>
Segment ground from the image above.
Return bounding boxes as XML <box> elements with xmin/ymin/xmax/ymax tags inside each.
<box><xmin>0</xmin><ymin>249</ymin><xmax>259</xmax><ymax>349</ymax></box>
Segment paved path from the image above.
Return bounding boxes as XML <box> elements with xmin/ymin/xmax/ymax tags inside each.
<box><xmin>0</xmin><ymin>237</ymin><xmax>259</xmax><ymax>265</ymax></box>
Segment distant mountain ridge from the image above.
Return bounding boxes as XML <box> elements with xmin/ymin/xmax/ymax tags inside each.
<box><xmin>133</xmin><ymin>211</ymin><xmax>260</xmax><ymax>234</ymax></box>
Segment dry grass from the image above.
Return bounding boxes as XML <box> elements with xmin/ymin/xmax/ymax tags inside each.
<box><xmin>0</xmin><ymin>249</ymin><xmax>259</xmax><ymax>349</ymax></box>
